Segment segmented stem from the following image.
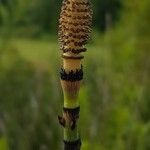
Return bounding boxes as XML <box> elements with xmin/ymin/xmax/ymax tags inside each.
<box><xmin>58</xmin><ymin>0</ymin><xmax>92</xmax><ymax>149</ymax></box>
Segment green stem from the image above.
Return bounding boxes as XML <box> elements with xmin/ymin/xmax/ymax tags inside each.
<box><xmin>63</xmin><ymin>98</ymin><xmax>81</xmax><ymax>150</ymax></box>
<box><xmin>64</xmin><ymin>125</ymin><xmax>79</xmax><ymax>141</ymax></box>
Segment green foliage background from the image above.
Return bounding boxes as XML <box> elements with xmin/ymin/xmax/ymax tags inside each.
<box><xmin>0</xmin><ymin>0</ymin><xmax>150</xmax><ymax>149</ymax></box>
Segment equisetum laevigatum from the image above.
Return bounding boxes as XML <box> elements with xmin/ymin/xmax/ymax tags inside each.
<box><xmin>58</xmin><ymin>0</ymin><xmax>92</xmax><ymax>149</ymax></box>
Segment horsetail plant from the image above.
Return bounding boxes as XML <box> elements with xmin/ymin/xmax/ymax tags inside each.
<box><xmin>58</xmin><ymin>0</ymin><xmax>92</xmax><ymax>149</ymax></box>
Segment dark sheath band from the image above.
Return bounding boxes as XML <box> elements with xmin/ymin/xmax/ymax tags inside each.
<box><xmin>62</xmin><ymin>47</ymin><xmax>87</xmax><ymax>54</ymax></box>
<box><xmin>63</xmin><ymin>107</ymin><xmax>80</xmax><ymax>130</ymax></box>
<box><xmin>63</xmin><ymin>107</ymin><xmax>80</xmax><ymax>114</ymax></box>
<box><xmin>60</xmin><ymin>66</ymin><xmax>83</xmax><ymax>81</ymax></box>
<box><xmin>62</xmin><ymin>54</ymin><xmax>84</xmax><ymax>60</ymax></box>
<box><xmin>64</xmin><ymin>139</ymin><xmax>81</xmax><ymax>150</ymax></box>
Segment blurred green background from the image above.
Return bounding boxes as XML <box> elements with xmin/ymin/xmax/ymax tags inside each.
<box><xmin>0</xmin><ymin>0</ymin><xmax>150</xmax><ymax>149</ymax></box>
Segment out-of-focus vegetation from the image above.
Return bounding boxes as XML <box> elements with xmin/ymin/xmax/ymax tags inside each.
<box><xmin>0</xmin><ymin>0</ymin><xmax>150</xmax><ymax>149</ymax></box>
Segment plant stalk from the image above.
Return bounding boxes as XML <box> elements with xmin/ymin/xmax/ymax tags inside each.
<box><xmin>58</xmin><ymin>0</ymin><xmax>92</xmax><ymax>149</ymax></box>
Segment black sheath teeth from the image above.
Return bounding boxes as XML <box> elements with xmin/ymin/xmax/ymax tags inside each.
<box><xmin>63</xmin><ymin>107</ymin><xmax>80</xmax><ymax>130</ymax></box>
<box><xmin>60</xmin><ymin>66</ymin><xmax>83</xmax><ymax>81</ymax></box>
<box><xmin>64</xmin><ymin>139</ymin><xmax>81</xmax><ymax>150</ymax></box>
<box><xmin>63</xmin><ymin>107</ymin><xmax>80</xmax><ymax>114</ymax></box>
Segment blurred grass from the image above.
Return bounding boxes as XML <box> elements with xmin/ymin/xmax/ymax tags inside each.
<box><xmin>11</xmin><ymin>38</ymin><xmax>58</xmax><ymax>68</ymax></box>
<box><xmin>0</xmin><ymin>0</ymin><xmax>150</xmax><ymax>149</ymax></box>
<box><xmin>0</xmin><ymin>137</ymin><xmax>8</xmax><ymax>150</ymax></box>
<box><xmin>0</xmin><ymin>30</ymin><xmax>149</xmax><ymax>149</ymax></box>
